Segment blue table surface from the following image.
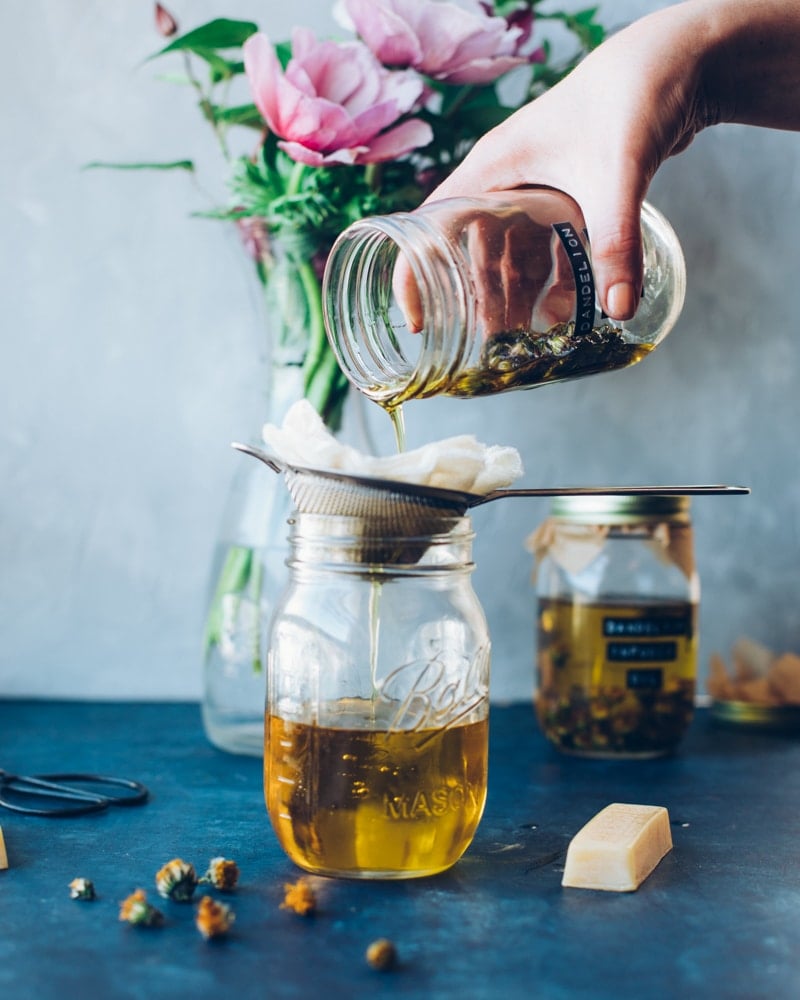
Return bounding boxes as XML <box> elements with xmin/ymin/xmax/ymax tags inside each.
<box><xmin>1</xmin><ymin>699</ymin><xmax>799</xmax><ymax>1000</ymax></box>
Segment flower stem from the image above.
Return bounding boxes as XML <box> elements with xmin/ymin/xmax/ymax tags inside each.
<box><xmin>287</xmin><ymin>161</ymin><xmax>307</xmax><ymax>197</ymax></box>
<box><xmin>299</xmin><ymin>258</ymin><xmax>347</xmax><ymax>429</ymax></box>
<box><xmin>299</xmin><ymin>260</ymin><xmax>327</xmax><ymax>388</ymax></box>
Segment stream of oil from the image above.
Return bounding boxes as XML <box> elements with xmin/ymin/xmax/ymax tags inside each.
<box><xmin>368</xmin><ymin>401</ymin><xmax>406</xmax><ymax>708</ymax></box>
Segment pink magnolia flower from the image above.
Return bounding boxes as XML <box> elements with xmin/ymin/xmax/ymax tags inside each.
<box><xmin>243</xmin><ymin>28</ymin><xmax>433</xmax><ymax>166</ymax></box>
<box><xmin>335</xmin><ymin>0</ymin><xmax>535</xmax><ymax>85</ymax></box>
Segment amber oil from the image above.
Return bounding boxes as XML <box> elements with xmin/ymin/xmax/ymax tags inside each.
<box><xmin>265</xmin><ymin>712</ymin><xmax>488</xmax><ymax>878</ymax></box>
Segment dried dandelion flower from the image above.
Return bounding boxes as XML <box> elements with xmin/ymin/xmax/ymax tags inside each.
<box><xmin>200</xmin><ymin>857</ymin><xmax>240</xmax><ymax>892</ymax></box>
<box><xmin>119</xmin><ymin>889</ymin><xmax>164</xmax><ymax>928</ymax></box>
<box><xmin>280</xmin><ymin>878</ymin><xmax>316</xmax><ymax>916</ymax></box>
<box><xmin>366</xmin><ymin>938</ymin><xmax>398</xmax><ymax>971</ymax></box>
<box><xmin>195</xmin><ymin>895</ymin><xmax>235</xmax><ymax>940</ymax></box>
<box><xmin>155</xmin><ymin>858</ymin><xmax>198</xmax><ymax>902</ymax></box>
<box><xmin>68</xmin><ymin>877</ymin><xmax>96</xmax><ymax>901</ymax></box>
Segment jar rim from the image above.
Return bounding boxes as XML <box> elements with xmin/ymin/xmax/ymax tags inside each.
<box><xmin>287</xmin><ymin>511</ymin><xmax>476</xmax><ymax>570</ymax></box>
<box><xmin>549</xmin><ymin>494</ymin><xmax>691</xmax><ymax>524</ymax></box>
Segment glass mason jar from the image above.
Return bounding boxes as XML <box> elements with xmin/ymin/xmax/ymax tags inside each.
<box><xmin>528</xmin><ymin>495</ymin><xmax>700</xmax><ymax>759</ymax></box>
<box><xmin>264</xmin><ymin>512</ymin><xmax>490</xmax><ymax>879</ymax></box>
<box><xmin>323</xmin><ymin>188</ymin><xmax>686</xmax><ymax>411</ymax></box>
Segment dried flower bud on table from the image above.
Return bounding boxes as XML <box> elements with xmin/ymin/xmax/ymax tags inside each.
<box><xmin>68</xmin><ymin>877</ymin><xmax>95</xmax><ymax>901</ymax></box>
<box><xmin>280</xmin><ymin>878</ymin><xmax>316</xmax><ymax>916</ymax></box>
<box><xmin>119</xmin><ymin>889</ymin><xmax>164</xmax><ymax>928</ymax></box>
<box><xmin>195</xmin><ymin>896</ymin><xmax>235</xmax><ymax>940</ymax></box>
<box><xmin>155</xmin><ymin>858</ymin><xmax>198</xmax><ymax>901</ymax></box>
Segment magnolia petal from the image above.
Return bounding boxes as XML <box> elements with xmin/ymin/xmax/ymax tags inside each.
<box><xmin>243</xmin><ymin>33</ymin><xmax>285</xmax><ymax>129</ymax></box>
<box><xmin>245</xmin><ymin>23</ymin><xmax>427</xmax><ymax>162</ymax></box>
<box><xmin>355</xmin><ymin>117</ymin><xmax>433</xmax><ymax>164</ymax></box>
<box><xmin>342</xmin><ymin>0</ymin><xmax>529</xmax><ymax>85</ymax></box>
<box><xmin>279</xmin><ymin>140</ymin><xmax>368</xmax><ymax>166</ymax></box>
<box><xmin>436</xmin><ymin>54</ymin><xmax>528</xmax><ymax>85</ymax></box>
<box><xmin>339</xmin><ymin>0</ymin><xmax>423</xmax><ymax>67</ymax></box>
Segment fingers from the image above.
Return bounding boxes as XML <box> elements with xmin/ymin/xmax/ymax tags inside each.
<box><xmin>392</xmin><ymin>253</ymin><xmax>424</xmax><ymax>332</ymax></box>
<box><xmin>584</xmin><ymin>200</ymin><xmax>646</xmax><ymax>321</ymax></box>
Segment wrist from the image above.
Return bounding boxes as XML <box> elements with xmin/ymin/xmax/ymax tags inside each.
<box><xmin>692</xmin><ymin>0</ymin><xmax>800</xmax><ymax>130</ymax></box>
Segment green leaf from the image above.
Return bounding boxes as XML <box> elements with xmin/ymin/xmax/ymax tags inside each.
<box><xmin>188</xmin><ymin>46</ymin><xmax>242</xmax><ymax>81</ymax></box>
<box><xmin>275</xmin><ymin>41</ymin><xmax>292</xmax><ymax>70</ymax></box>
<box><xmin>82</xmin><ymin>160</ymin><xmax>194</xmax><ymax>172</ymax></box>
<box><xmin>460</xmin><ymin>103</ymin><xmax>516</xmax><ymax>134</ymax></box>
<box><xmin>210</xmin><ymin>60</ymin><xmax>245</xmax><ymax>83</ymax></box>
<box><xmin>151</xmin><ymin>18</ymin><xmax>258</xmax><ymax>59</ymax></box>
<box><xmin>215</xmin><ymin>103</ymin><xmax>264</xmax><ymax>128</ymax></box>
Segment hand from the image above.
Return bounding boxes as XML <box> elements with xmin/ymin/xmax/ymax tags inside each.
<box><xmin>423</xmin><ymin>0</ymin><xmax>800</xmax><ymax>321</ymax></box>
<box><xmin>394</xmin><ymin>192</ymin><xmax>586</xmax><ymax>338</ymax></box>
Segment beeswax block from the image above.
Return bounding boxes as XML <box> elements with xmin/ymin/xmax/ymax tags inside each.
<box><xmin>562</xmin><ymin>803</ymin><xmax>672</xmax><ymax>891</ymax></box>
<box><xmin>0</xmin><ymin>825</ymin><xmax>8</xmax><ymax>870</ymax></box>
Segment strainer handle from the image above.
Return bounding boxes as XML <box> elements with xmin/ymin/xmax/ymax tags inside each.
<box><xmin>231</xmin><ymin>442</ymin><xmax>284</xmax><ymax>474</ymax></box>
<box><xmin>472</xmin><ymin>484</ymin><xmax>750</xmax><ymax>506</ymax></box>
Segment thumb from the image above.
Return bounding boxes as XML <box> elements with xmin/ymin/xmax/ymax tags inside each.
<box><xmin>582</xmin><ymin>190</ymin><xmax>646</xmax><ymax>321</ymax></box>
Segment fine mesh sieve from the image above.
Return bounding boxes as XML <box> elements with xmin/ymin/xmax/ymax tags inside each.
<box><xmin>232</xmin><ymin>441</ymin><xmax>749</xmax><ymax>560</ymax></box>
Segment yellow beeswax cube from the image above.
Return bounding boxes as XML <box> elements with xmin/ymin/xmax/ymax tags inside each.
<box><xmin>562</xmin><ymin>803</ymin><xmax>672</xmax><ymax>891</ymax></box>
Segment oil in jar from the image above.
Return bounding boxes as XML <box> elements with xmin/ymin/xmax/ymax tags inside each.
<box><xmin>265</xmin><ymin>711</ymin><xmax>488</xmax><ymax>878</ymax></box>
<box><xmin>536</xmin><ymin>596</ymin><xmax>697</xmax><ymax>758</ymax></box>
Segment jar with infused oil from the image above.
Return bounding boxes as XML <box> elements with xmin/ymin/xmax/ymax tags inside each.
<box><xmin>323</xmin><ymin>187</ymin><xmax>685</xmax><ymax>415</ymax></box>
<box><xmin>264</xmin><ymin>513</ymin><xmax>490</xmax><ymax>879</ymax></box>
<box><xmin>528</xmin><ymin>495</ymin><xmax>699</xmax><ymax>758</ymax></box>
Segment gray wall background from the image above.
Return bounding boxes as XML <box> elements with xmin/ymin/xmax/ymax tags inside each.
<box><xmin>2</xmin><ymin>0</ymin><xmax>798</xmax><ymax>703</ymax></box>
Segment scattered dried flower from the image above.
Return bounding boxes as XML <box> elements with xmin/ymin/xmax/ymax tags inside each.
<box><xmin>280</xmin><ymin>878</ymin><xmax>317</xmax><ymax>916</ymax></box>
<box><xmin>68</xmin><ymin>877</ymin><xmax>96</xmax><ymax>901</ymax></box>
<box><xmin>200</xmin><ymin>857</ymin><xmax>240</xmax><ymax>892</ymax></box>
<box><xmin>119</xmin><ymin>889</ymin><xmax>164</xmax><ymax>928</ymax></box>
<box><xmin>195</xmin><ymin>895</ymin><xmax>235</xmax><ymax>939</ymax></box>
<box><xmin>366</xmin><ymin>938</ymin><xmax>397</xmax><ymax>971</ymax></box>
<box><xmin>155</xmin><ymin>858</ymin><xmax>198</xmax><ymax>901</ymax></box>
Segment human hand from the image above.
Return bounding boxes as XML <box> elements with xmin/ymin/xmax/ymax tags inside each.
<box><xmin>393</xmin><ymin>193</ymin><xmax>584</xmax><ymax>338</ymax></box>
<box><xmin>422</xmin><ymin>4</ymin><xmax>713</xmax><ymax>321</ymax></box>
<box><xmin>424</xmin><ymin>0</ymin><xmax>800</xmax><ymax>321</ymax></box>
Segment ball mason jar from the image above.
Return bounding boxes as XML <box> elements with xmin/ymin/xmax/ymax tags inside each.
<box><xmin>323</xmin><ymin>188</ymin><xmax>686</xmax><ymax>411</ymax></box>
<box><xmin>264</xmin><ymin>512</ymin><xmax>490</xmax><ymax>879</ymax></box>
<box><xmin>528</xmin><ymin>495</ymin><xmax>700</xmax><ymax>759</ymax></box>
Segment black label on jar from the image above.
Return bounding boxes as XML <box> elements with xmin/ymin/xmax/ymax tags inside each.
<box><xmin>552</xmin><ymin>221</ymin><xmax>596</xmax><ymax>337</ymax></box>
<box><xmin>626</xmin><ymin>668</ymin><xmax>664</xmax><ymax>690</ymax></box>
<box><xmin>607</xmin><ymin>641</ymin><xmax>678</xmax><ymax>662</ymax></box>
<box><xmin>603</xmin><ymin>615</ymin><xmax>691</xmax><ymax>638</ymax></box>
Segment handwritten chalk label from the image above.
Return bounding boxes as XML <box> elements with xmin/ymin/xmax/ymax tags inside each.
<box><xmin>607</xmin><ymin>641</ymin><xmax>678</xmax><ymax>663</ymax></box>
<box><xmin>626</xmin><ymin>668</ymin><xmax>664</xmax><ymax>691</ymax></box>
<box><xmin>604</xmin><ymin>615</ymin><xmax>691</xmax><ymax>638</ymax></box>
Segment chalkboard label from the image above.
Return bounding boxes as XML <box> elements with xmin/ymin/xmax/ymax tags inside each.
<box><xmin>603</xmin><ymin>615</ymin><xmax>691</xmax><ymax>638</ymax></box>
<box><xmin>607</xmin><ymin>641</ymin><xmax>678</xmax><ymax>663</ymax></box>
<box><xmin>626</xmin><ymin>668</ymin><xmax>664</xmax><ymax>691</ymax></box>
<box><xmin>552</xmin><ymin>221</ymin><xmax>595</xmax><ymax>336</ymax></box>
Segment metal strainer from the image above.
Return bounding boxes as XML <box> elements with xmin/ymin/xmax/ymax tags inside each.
<box><xmin>232</xmin><ymin>441</ymin><xmax>748</xmax><ymax>552</ymax></box>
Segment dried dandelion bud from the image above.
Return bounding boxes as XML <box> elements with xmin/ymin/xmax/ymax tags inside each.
<box><xmin>200</xmin><ymin>857</ymin><xmax>240</xmax><ymax>892</ymax></box>
<box><xmin>119</xmin><ymin>889</ymin><xmax>164</xmax><ymax>928</ymax></box>
<box><xmin>69</xmin><ymin>877</ymin><xmax>96</xmax><ymax>901</ymax></box>
<box><xmin>195</xmin><ymin>895</ymin><xmax>235</xmax><ymax>939</ymax></box>
<box><xmin>154</xmin><ymin>3</ymin><xmax>178</xmax><ymax>37</ymax></box>
<box><xmin>155</xmin><ymin>858</ymin><xmax>198</xmax><ymax>901</ymax></box>
<box><xmin>366</xmin><ymin>938</ymin><xmax>398</xmax><ymax>971</ymax></box>
<box><xmin>280</xmin><ymin>878</ymin><xmax>316</xmax><ymax>916</ymax></box>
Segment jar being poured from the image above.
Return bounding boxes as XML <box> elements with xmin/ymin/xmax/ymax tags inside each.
<box><xmin>322</xmin><ymin>187</ymin><xmax>686</xmax><ymax>445</ymax></box>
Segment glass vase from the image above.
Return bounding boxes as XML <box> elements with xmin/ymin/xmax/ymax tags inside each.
<box><xmin>201</xmin><ymin>225</ymin><xmax>361</xmax><ymax>755</ymax></box>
